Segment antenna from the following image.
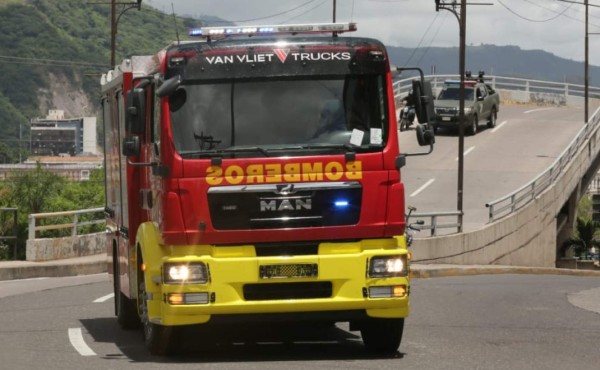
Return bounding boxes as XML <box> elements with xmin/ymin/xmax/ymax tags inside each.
<box><xmin>171</xmin><ymin>2</ymin><xmax>180</xmax><ymax>44</ymax></box>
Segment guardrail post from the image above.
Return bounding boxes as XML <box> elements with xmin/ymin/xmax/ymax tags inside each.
<box><xmin>431</xmin><ymin>215</ymin><xmax>437</xmax><ymax>237</ymax></box>
<box><xmin>565</xmin><ymin>83</ymin><xmax>569</xmax><ymax>101</ymax></box>
<box><xmin>72</xmin><ymin>213</ymin><xmax>78</xmax><ymax>237</ymax></box>
<box><xmin>28</xmin><ymin>214</ymin><xmax>36</xmax><ymax>241</ymax></box>
<box><xmin>492</xmin><ymin>76</ymin><xmax>496</xmax><ymax>89</ymax></box>
<box><xmin>525</xmin><ymin>80</ymin><xmax>530</xmax><ymax>94</ymax></box>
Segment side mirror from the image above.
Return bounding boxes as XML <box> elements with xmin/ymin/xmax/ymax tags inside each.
<box><xmin>156</xmin><ymin>76</ymin><xmax>181</xmax><ymax>98</ymax></box>
<box><xmin>416</xmin><ymin>124</ymin><xmax>435</xmax><ymax>147</ymax></box>
<box><xmin>126</xmin><ymin>88</ymin><xmax>146</xmax><ymax>135</ymax></box>
<box><xmin>122</xmin><ymin>136</ymin><xmax>141</xmax><ymax>157</ymax></box>
<box><xmin>412</xmin><ymin>80</ymin><xmax>436</xmax><ymax>125</ymax></box>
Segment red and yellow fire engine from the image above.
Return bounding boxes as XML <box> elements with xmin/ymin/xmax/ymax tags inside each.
<box><xmin>101</xmin><ymin>22</ymin><xmax>434</xmax><ymax>355</ymax></box>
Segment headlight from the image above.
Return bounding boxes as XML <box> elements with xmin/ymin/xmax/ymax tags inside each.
<box><xmin>368</xmin><ymin>255</ymin><xmax>408</xmax><ymax>278</ymax></box>
<box><xmin>464</xmin><ymin>107</ymin><xmax>472</xmax><ymax>113</ymax></box>
<box><xmin>163</xmin><ymin>262</ymin><xmax>208</xmax><ymax>284</ymax></box>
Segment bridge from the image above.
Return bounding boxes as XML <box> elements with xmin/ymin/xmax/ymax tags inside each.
<box><xmin>395</xmin><ymin>75</ymin><xmax>600</xmax><ymax>267</ymax></box>
<box><xmin>21</xmin><ymin>75</ymin><xmax>600</xmax><ymax>268</ymax></box>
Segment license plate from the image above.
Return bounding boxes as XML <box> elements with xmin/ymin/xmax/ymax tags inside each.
<box><xmin>441</xmin><ymin>117</ymin><xmax>451</xmax><ymax>121</ymax></box>
<box><xmin>259</xmin><ymin>263</ymin><xmax>318</xmax><ymax>279</ymax></box>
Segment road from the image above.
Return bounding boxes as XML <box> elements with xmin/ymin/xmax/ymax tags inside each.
<box><xmin>1</xmin><ymin>274</ymin><xmax>599</xmax><ymax>369</ymax></box>
<box><xmin>399</xmin><ymin>104</ymin><xmax>588</xmax><ymax>232</ymax></box>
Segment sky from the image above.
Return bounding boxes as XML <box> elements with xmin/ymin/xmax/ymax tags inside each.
<box><xmin>146</xmin><ymin>0</ymin><xmax>600</xmax><ymax>65</ymax></box>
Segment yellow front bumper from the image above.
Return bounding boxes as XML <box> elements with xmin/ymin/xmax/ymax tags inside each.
<box><xmin>138</xmin><ymin>225</ymin><xmax>410</xmax><ymax>326</ymax></box>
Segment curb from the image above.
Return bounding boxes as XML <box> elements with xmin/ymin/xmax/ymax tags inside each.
<box><xmin>0</xmin><ymin>261</ymin><xmax>107</xmax><ymax>281</ymax></box>
<box><xmin>411</xmin><ymin>266</ymin><xmax>600</xmax><ymax>279</ymax></box>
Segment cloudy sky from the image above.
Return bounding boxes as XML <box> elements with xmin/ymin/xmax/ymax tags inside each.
<box><xmin>147</xmin><ymin>0</ymin><xmax>600</xmax><ymax>65</ymax></box>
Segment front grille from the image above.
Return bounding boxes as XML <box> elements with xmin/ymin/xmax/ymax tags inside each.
<box><xmin>208</xmin><ymin>182</ymin><xmax>362</xmax><ymax>230</ymax></box>
<box><xmin>436</xmin><ymin>107</ymin><xmax>457</xmax><ymax>115</ymax></box>
<box><xmin>243</xmin><ymin>282</ymin><xmax>332</xmax><ymax>301</ymax></box>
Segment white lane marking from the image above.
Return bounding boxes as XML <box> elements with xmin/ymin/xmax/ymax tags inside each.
<box><xmin>68</xmin><ymin>328</ymin><xmax>96</xmax><ymax>356</ymax></box>
<box><xmin>456</xmin><ymin>146</ymin><xmax>475</xmax><ymax>161</ymax></box>
<box><xmin>491</xmin><ymin>120</ymin><xmax>508</xmax><ymax>133</ymax></box>
<box><xmin>0</xmin><ymin>277</ymin><xmax>48</xmax><ymax>284</ymax></box>
<box><xmin>93</xmin><ymin>293</ymin><xmax>114</xmax><ymax>303</ymax></box>
<box><xmin>524</xmin><ymin>108</ymin><xmax>554</xmax><ymax>114</ymax></box>
<box><xmin>410</xmin><ymin>178</ymin><xmax>435</xmax><ymax>197</ymax></box>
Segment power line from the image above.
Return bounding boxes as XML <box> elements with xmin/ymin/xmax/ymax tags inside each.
<box><xmin>416</xmin><ymin>12</ymin><xmax>449</xmax><ymax>66</ymax></box>
<box><xmin>403</xmin><ymin>13</ymin><xmax>440</xmax><ymax>67</ymax></box>
<box><xmin>281</xmin><ymin>0</ymin><xmax>329</xmax><ymax>23</ymax></box>
<box><xmin>497</xmin><ymin>0</ymin><xmax>575</xmax><ymax>23</ymax></box>
<box><xmin>200</xmin><ymin>0</ymin><xmax>319</xmax><ymax>24</ymax></box>
<box><xmin>0</xmin><ymin>55</ymin><xmax>108</xmax><ymax>69</ymax></box>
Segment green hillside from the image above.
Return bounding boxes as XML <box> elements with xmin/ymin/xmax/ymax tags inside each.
<box><xmin>0</xmin><ymin>0</ymin><xmax>201</xmax><ymax>162</ymax></box>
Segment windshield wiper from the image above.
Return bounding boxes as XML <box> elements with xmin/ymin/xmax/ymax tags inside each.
<box><xmin>180</xmin><ymin>146</ymin><xmax>271</xmax><ymax>159</ymax></box>
<box><xmin>301</xmin><ymin>143</ymin><xmax>357</xmax><ymax>152</ymax></box>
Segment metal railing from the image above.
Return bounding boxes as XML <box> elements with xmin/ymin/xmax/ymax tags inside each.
<box><xmin>394</xmin><ymin>74</ymin><xmax>600</xmax><ymax>231</ymax></box>
<box><xmin>486</xmin><ymin>105</ymin><xmax>600</xmax><ymax>221</ymax></box>
<box><xmin>28</xmin><ymin>207</ymin><xmax>105</xmax><ymax>240</ymax></box>
<box><xmin>393</xmin><ymin>74</ymin><xmax>600</xmax><ymax>101</ymax></box>
<box><xmin>409</xmin><ymin>211</ymin><xmax>463</xmax><ymax>237</ymax></box>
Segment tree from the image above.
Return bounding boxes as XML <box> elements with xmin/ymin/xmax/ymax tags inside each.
<box><xmin>569</xmin><ymin>217</ymin><xmax>600</xmax><ymax>259</ymax></box>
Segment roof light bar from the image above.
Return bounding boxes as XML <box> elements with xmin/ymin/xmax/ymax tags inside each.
<box><xmin>189</xmin><ymin>22</ymin><xmax>357</xmax><ymax>38</ymax></box>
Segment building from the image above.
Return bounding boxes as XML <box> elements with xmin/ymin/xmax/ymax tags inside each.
<box><xmin>30</xmin><ymin>110</ymin><xmax>98</xmax><ymax>157</ymax></box>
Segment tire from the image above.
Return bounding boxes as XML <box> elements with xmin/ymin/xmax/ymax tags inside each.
<box><xmin>400</xmin><ymin>119</ymin><xmax>407</xmax><ymax>132</ymax></box>
<box><xmin>467</xmin><ymin>115</ymin><xmax>478</xmax><ymax>136</ymax></box>
<box><xmin>138</xmin><ymin>254</ymin><xmax>175</xmax><ymax>356</ymax></box>
<box><xmin>360</xmin><ymin>318</ymin><xmax>405</xmax><ymax>353</ymax></box>
<box><xmin>487</xmin><ymin>107</ymin><xmax>497</xmax><ymax>128</ymax></box>
<box><xmin>114</xmin><ymin>253</ymin><xmax>140</xmax><ymax>330</ymax></box>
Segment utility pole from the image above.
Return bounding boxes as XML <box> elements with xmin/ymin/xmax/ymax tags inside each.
<box><xmin>333</xmin><ymin>0</ymin><xmax>337</xmax><ymax>23</ymax></box>
<box><xmin>90</xmin><ymin>0</ymin><xmax>142</xmax><ymax>67</ymax></box>
<box><xmin>586</xmin><ymin>0</ymin><xmax>589</xmax><ymax>123</ymax></box>
<box><xmin>435</xmin><ymin>0</ymin><xmax>492</xmax><ymax>232</ymax></box>
<box><xmin>558</xmin><ymin>0</ymin><xmax>600</xmax><ymax>124</ymax></box>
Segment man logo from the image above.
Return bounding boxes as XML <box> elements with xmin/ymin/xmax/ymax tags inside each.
<box><xmin>275</xmin><ymin>184</ymin><xmax>296</xmax><ymax>195</ymax></box>
<box><xmin>260</xmin><ymin>198</ymin><xmax>312</xmax><ymax>212</ymax></box>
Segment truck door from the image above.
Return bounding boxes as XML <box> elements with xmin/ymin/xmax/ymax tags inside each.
<box><xmin>477</xmin><ymin>86</ymin><xmax>489</xmax><ymax>119</ymax></box>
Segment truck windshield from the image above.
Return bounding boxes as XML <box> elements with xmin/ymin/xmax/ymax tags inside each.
<box><xmin>438</xmin><ymin>87</ymin><xmax>474</xmax><ymax>101</ymax></box>
<box><xmin>169</xmin><ymin>75</ymin><xmax>388</xmax><ymax>158</ymax></box>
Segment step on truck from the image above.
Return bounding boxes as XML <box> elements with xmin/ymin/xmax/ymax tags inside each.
<box><xmin>101</xmin><ymin>22</ymin><xmax>435</xmax><ymax>355</ymax></box>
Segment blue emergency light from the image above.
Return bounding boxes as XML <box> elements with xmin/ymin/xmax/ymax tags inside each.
<box><xmin>334</xmin><ymin>200</ymin><xmax>350</xmax><ymax>209</ymax></box>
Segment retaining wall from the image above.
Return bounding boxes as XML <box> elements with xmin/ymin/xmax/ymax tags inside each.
<box><xmin>26</xmin><ymin>232</ymin><xmax>105</xmax><ymax>262</ymax></box>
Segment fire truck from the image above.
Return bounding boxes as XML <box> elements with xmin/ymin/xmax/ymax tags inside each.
<box><xmin>101</xmin><ymin>22</ymin><xmax>435</xmax><ymax>355</ymax></box>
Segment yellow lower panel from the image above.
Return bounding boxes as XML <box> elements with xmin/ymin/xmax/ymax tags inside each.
<box><xmin>146</xmin><ymin>240</ymin><xmax>410</xmax><ymax>326</ymax></box>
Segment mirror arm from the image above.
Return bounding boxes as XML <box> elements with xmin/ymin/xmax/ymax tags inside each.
<box><xmin>126</xmin><ymin>159</ymin><xmax>156</xmax><ymax>167</ymax></box>
<box><xmin>402</xmin><ymin>143</ymin><xmax>434</xmax><ymax>157</ymax></box>
<box><xmin>126</xmin><ymin>159</ymin><xmax>170</xmax><ymax>177</ymax></box>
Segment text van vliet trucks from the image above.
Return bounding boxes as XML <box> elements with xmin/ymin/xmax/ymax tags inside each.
<box><xmin>101</xmin><ymin>22</ymin><xmax>435</xmax><ymax>355</ymax></box>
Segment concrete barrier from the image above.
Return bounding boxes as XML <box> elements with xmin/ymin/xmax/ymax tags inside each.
<box><xmin>26</xmin><ymin>232</ymin><xmax>105</xmax><ymax>262</ymax></box>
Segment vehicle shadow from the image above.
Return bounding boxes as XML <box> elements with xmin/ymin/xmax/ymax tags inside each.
<box><xmin>80</xmin><ymin>318</ymin><xmax>405</xmax><ymax>363</ymax></box>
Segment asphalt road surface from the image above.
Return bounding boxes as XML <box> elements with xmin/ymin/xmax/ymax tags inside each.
<box><xmin>1</xmin><ymin>273</ymin><xmax>599</xmax><ymax>369</ymax></box>
<box><xmin>399</xmin><ymin>104</ymin><xmax>588</xmax><ymax>232</ymax></box>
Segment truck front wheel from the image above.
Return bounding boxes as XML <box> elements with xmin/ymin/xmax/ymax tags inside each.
<box><xmin>114</xmin><ymin>253</ymin><xmax>140</xmax><ymax>330</ymax></box>
<box><xmin>138</xmin><ymin>255</ymin><xmax>175</xmax><ymax>355</ymax></box>
<box><xmin>360</xmin><ymin>318</ymin><xmax>405</xmax><ymax>353</ymax></box>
